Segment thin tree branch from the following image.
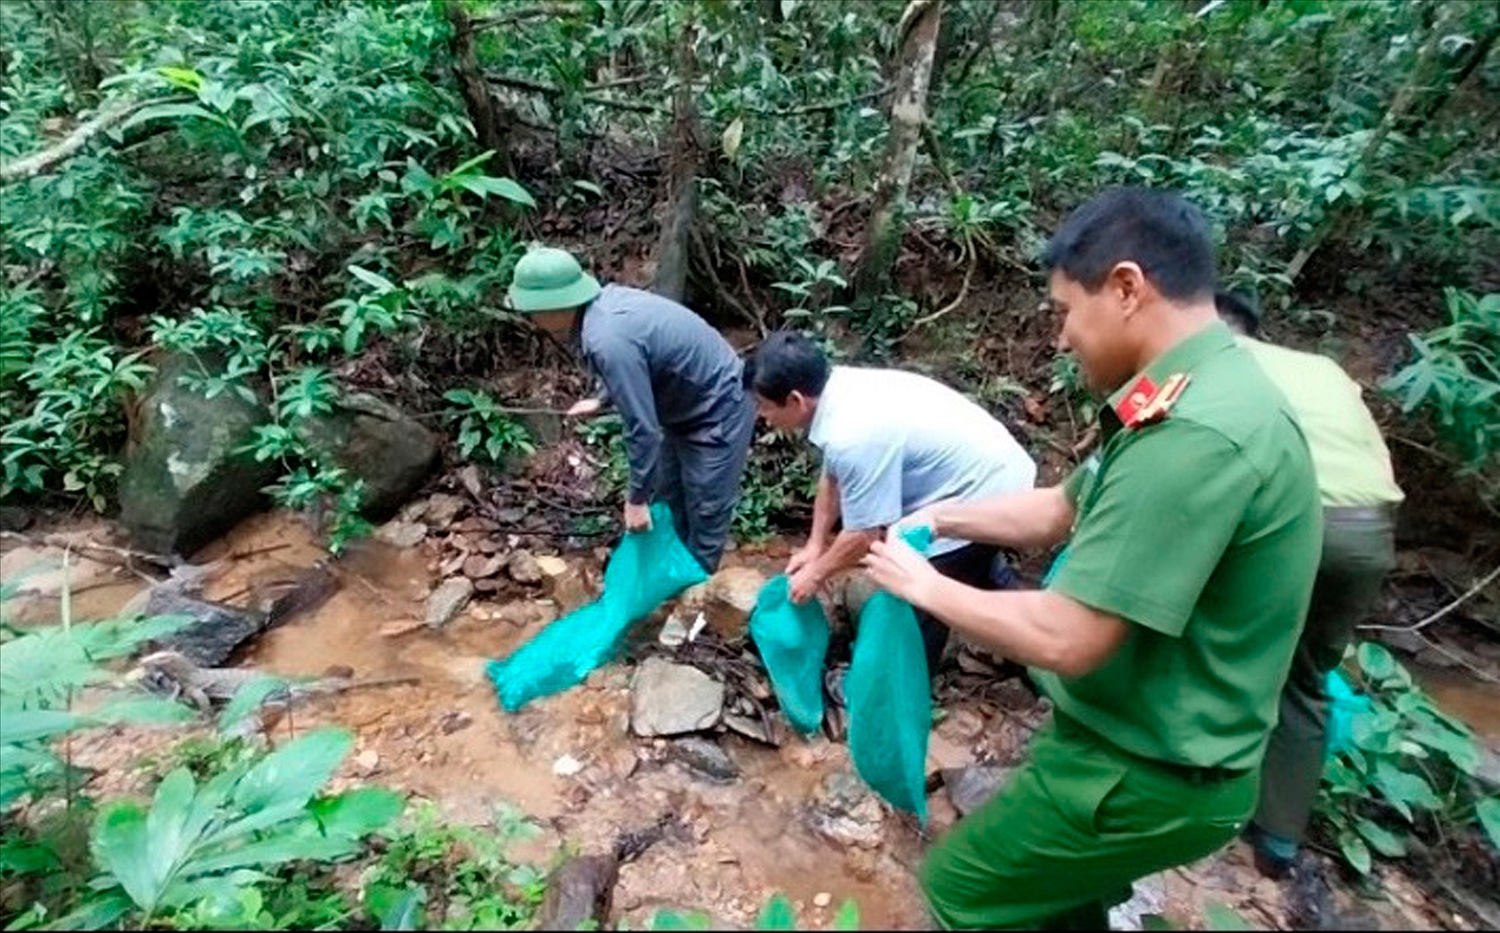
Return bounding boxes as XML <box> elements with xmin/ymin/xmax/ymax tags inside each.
<box><xmin>486</xmin><ymin>72</ymin><xmax>669</xmax><ymax>115</ymax></box>
<box><xmin>0</xmin><ymin>97</ymin><xmax>151</xmax><ymax>183</ymax></box>
<box><xmin>1358</xmin><ymin>564</ymin><xmax>1500</xmax><ymax>634</ymax></box>
<box><xmin>471</xmin><ymin>2</ymin><xmax>585</xmax><ymax>32</ymax></box>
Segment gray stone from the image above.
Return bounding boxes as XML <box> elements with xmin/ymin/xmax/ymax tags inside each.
<box><xmin>508</xmin><ymin>549</ymin><xmax>544</xmax><ymax>585</ymax></box>
<box><xmin>376</xmin><ymin>519</ymin><xmax>428</xmax><ymax>548</ymax></box>
<box><xmin>667</xmin><ymin>736</ymin><xmax>740</xmax><ymax>783</ymax></box>
<box><xmin>943</xmin><ymin>765</ymin><xmax>1010</xmax><ymax>817</ymax></box>
<box><xmin>119</xmin><ymin>353</ymin><xmax>279</xmax><ymax>556</ymax></box>
<box><xmin>1108</xmin><ymin>874</ymin><xmax>1168</xmax><ymax>932</ymax></box>
<box><xmin>630</xmin><ymin>657</ymin><xmax>724</xmax><ymax>737</ymax></box>
<box><xmin>423</xmin><ymin>494</ymin><xmax>467</xmax><ymax>528</ymax></box>
<box><xmin>807</xmin><ymin>770</ymin><xmax>884</xmax><ymax>849</ymax></box>
<box><xmin>145</xmin><ymin>590</ymin><xmax>268</xmax><ymax>667</ymax></box>
<box><xmin>302</xmin><ymin>393</ymin><xmax>438</xmax><ymax>520</ymax></box>
<box><xmin>425</xmin><ymin>577</ymin><xmax>474</xmax><ymax>629</ymax></box>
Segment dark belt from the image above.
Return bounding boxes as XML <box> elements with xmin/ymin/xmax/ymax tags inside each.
<box><xmin>1324</xmin><ymin>504</ymin><xmax>1395</xmax><ymax>523</ymax></box>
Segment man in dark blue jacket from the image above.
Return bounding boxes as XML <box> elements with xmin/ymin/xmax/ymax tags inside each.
<box><xmin>507</xmin><ymin>245</ymin><xmax>755</xmax><ymax>572</ymax></box>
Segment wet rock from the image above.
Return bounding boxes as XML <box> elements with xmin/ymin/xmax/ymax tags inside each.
<box><xmin>508</xmin><ymin>549</ymin><xmax>543</xmax><ymax>584</ymax></box>
<box><xmin>535</xmin><ymin>854</ymin><xmax>618</xmax><ymax>933</ymax></box>
<box><xmin>301</xmin><ymin>393</ymin><xmax>439</xmax><ymax>519</ymax></box>
<box><xmin>424</xmin><ymin>493</ymin><xmax>467</xmax><ymax>528</ymax></box>
<box><xmin>0</xmin><ymin>506</ymin><xmax>34</xmax><ymax>532</ymax></box>
<box><xmin>462</xmin><ymin>554</ymin><xmax>506</xmax><ymax>579</ymax></box>
<box><xmin>119</xmin><ymin>353</ymin><xmax>279</xmax><ymax>556</ymax></box>
<box><xmin>630</xmin><ymin>657</ymin><xmax>724</xmax><ymax>737</ymax></box>
<box><xmin>667</xmin><ymin>736</ymin><xmax>740</xmax><ymax>784</ymax></box>
<box><xmin>376</xmin><ymin>519</ymin><xmax>428</xmax><ymax>548</ymax></box>
<box><xmin>425</xmin><ymin>577</ymin><xmax>474</xmax><ymax>629</ymax></box>
<box><xmin>700</xmin><ymin>566</ymin><xmax>767</xmax><ymax>640</ymax></box>
<box><xmin>145</xmin><ymin>590</ymin><xmax>268</xmax><ymax>666</ymax></box>
<box><xmin>807</xmin><ymin>771</ymin><xmax>884</xmax><ymax>849</ymax></box>
<box><xmin>925</xmin><ymin>734</ymin><xmax>975</xmax><ymax>775</ymax></box>
<box><xmin>943</xmin><ymin>765</ymin><xmax>1010</xmax><ymax>817</ymax></box>
<box><xmin>724</xmin><ymin>712</ymin><xmax>781</xmax><ymax>746</ymax></box>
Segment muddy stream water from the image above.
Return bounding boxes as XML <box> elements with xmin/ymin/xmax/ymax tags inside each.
<box><xmin>8</xmin><ymin>509</ymin><xmax>1499</xmax><ymax>931</ymax></box>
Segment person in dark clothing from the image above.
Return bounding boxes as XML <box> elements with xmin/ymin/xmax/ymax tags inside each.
<box><xmin>506</xmin><ymin>245</ymin><xmax>755</xmax><ymax>572</ymax></box>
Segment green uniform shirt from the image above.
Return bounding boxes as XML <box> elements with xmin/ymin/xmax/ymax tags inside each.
<box><xmin>1036</xmin><ymin>322</ymin><xmax>1322</xmax><ymax>771</ymax></box>
<box><xmin>1238</xmin><ymin>336</ymin><xmax>1404</xmax><ymax>508</ymax></box>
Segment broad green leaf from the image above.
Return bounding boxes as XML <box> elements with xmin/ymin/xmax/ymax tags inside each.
<box><xmin>1477</xmin><ymin>797</ymin><xmax>1500</xmax><ymax>849</ymax></box>
<box><xmin>0</xmin><ymin>709</ymin><xmax>87</xmax><ymax>743</ymax></box>
<box><xmin>232</xmin><ymin>728</ymin><xmax>352</xmax><ymax>814</ymax></box>
<box><xmin>144</xmin><ymin>768</ymin><xmax>200</xmax><ymax>902</ymax></box>
<box><xmin>370</xmin><ymin>883</ymin><xmax>427</xmax><ymax>931</ymax></box>
<box><xmin>217</xmin><ymin>675</ymin><xmax>289</xmax><ymax>735</ymax></box>
<box><xmin>310</xmin><ymin>787</ymin><xmax>405</xmax><ymax>839</ymax></box>
<box><xmin>650</xmin><ymin>908</ymin><xmax>714</xmax><ymax>930</ymax></box>
<box><xmin>1354</xmin><ymin>817</ymin><xmax>1407</xmax><ymax>857</ymax></box>
<box><xmin>47</xmin><ymin>891</ymin><xmax>133</xmax><ymax>931</ymax></box>
<box><xmin>1372</xmin><ymin>760</ymin><xmax>1441</xmax><ymax>818</ymax></box>
<box><xmin>447</xmin><ymin>150</ymin><xmax>497</xmax><ymax>178</ymax></box>
<box><xmin>756</xmin><ymin>893</ymin><xmax>797</xmax><ymax>930</ymax></box>
<box><xmin>1338</xmin><ymin>830</ymin><xmax>1372</xmax><ymax>875</ymax></box>
<box><xmin>94</xmin><ymin>697</ymin><xmax>195</xmax><ymax>726</ymax></box>
<box><xmin>91</xmin><ymin>801</ymin><xmax>159</xmax><ymax>911</ymax></box>
<box><xmin>1203</xmin><ymin>901</ymin><xmax>1254</xmax><ymax>931</ymax></box>
<box><xmin>832</xmin><ymin>898</ymin><xmax>861</xmax><ymax>931</ymax></box>
<box><xmin>1141</xmin><ymin>915</ymin><xmax>1177</xmax><ymax>931</ymax></box>
<box><xmin>349</xmin><ymin>265</ymin><xmax>398</xmax><ymax>294</ymax></box>
<box><xmin>179</xmin><ymin>833</ymin><xmax>356</xmax><ymax>877</ymax></box>
<box><xmin>119</xmin><ymin>102</ymin><xmax>229</xmax><ymax>133</ymax></box>
<box><xmin>722</xmin><ymin>117</ymin><xmax>745</xmax><ymax>160</ymax></box>
<box><xmin>1355</xmin><ymin>643</ymin><xmax>1397</xmax><ymax>682</ymax></box>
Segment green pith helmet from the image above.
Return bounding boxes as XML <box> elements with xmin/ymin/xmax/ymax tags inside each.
<box><xmin>507</xmin><ymin>246</ymin><xmax>601</xmax><ymax>313</ymax></box>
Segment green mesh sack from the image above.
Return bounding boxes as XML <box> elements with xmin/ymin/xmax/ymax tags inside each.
<box><xmin>748</xmin><ymin>574</ymin><xmax>830</xmax><ymax>736</ymax></box>
<box><xmin>845</xmin><ymin>525</ymin><xmax>933</xmax><ymax>822</ymax></box>
<box><xmin>486</xmin><ymin>502</ymin><xmax>708</xmax><ymax>712</ymax></box>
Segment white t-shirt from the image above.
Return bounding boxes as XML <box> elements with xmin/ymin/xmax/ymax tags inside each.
<box><xmin>809</xmin><ymin>366</ymin><xmax>1038</xmax><ymax>556</ymax></box>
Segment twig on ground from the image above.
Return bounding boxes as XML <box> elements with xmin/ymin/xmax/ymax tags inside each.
<box><xmin>1358</xmin><ymin>564</ymin><xmax>1500</xmax><ymax>634</ymax></box>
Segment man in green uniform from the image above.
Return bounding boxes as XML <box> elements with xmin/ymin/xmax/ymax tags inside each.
<box><xmin>863</xmin><ymin>188</ymin><xmax>1323</xmax><ymax>929</ymax></box>
<box><xmin>1216</xmin><ymin>289</ymin><xmax>1403</xmax><ymax>878</ymax></box>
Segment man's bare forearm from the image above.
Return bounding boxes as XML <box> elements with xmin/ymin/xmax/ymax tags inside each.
<box><xmin>808</xmin><ymin>472</ymin><xmax>840</xmax><ymax>549</ymax></box>
<box><xmin>932</xmin><ymin>486</ymin><xmax>1075</xmax><ymax>551</ymax></box>
<box><xmin>921</xmin><ymin>577</ymin><xmax>1128</xmax><ymax>677</ymax></box>
<box><xmin>808</xmin><ymin>528</ymin><xmax>881</xmax><ymax>583</ymax></box>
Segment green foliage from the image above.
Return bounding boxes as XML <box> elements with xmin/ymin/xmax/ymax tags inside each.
<box><xmin>1382</xmin><ymin>288</ymin><xmax>1500</xmax><ymax>506</ymax></box>
<box><xmin>442</xmin><ymin>389</ymin><xmax>536</xmax><ymax>468</ymax></box>
<box><xmin>733</xmin><ymin>433</ymin><xmax>820</xmax><ymax>542</ymax></box>
<box><xmin>1317</xmin><ymin>642</ymin><xmax>1493</xmax><ymax>875</ymax></box>
<box><xmin>648</xmin><ymin>891</ymin><xmax>860</xmax><ymax>931</ymax></box>
<box><xmin>359</xmin><ymin>801</ymin><xmax>545</xmax><ymax>930</ymax></box>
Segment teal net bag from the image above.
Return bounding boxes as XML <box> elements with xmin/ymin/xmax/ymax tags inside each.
<box><xmin>486</xmin><ymin>502</ymin><xmax>708</xmax><ymax>712</ymax></box>
<box><xmin>845</xmin><ymin>525</ymin><xmax>934</xmax><ymax>822</ymax></box>
<box><xmin>748</xmin><ymin>574</ymin><xmax>830</xmax><ymax>736</ymax></box>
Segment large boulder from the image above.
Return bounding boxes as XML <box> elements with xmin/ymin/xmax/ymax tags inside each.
<box><xmin>119</xmin><ymin>354</ymin><xmax>278</xmax><ymax>557</ymax></box>
<box><xmin>302</xmin><ymin>393</ymin><xmax>438</xmax><ymax>520</ymax></box>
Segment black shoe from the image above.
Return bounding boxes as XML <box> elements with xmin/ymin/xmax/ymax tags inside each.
<box><xmin>1242</xmin><ymin>823</ymin><xmax>1297</xmax><ymax>880</ymax></box>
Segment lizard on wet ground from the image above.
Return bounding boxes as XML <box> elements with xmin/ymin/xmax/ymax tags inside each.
<box><xmin>132</xmin><ymin>649</ymin><xmax>420</xmax><ymax>714</ymax></box>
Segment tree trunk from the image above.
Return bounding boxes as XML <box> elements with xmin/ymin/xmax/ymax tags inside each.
<box><xmin>652</xmin><ymin>6</ymin><xmax>701</xmax><ymax>303</ymax></box>
<box><xmin>852</xmin><ymin>0</ymin><xmax>943</xmax><ymax>309</ymax></box>
<box><xmin>439</xmin><ymin>0</ymin><xmax>514</xmax><ymax>176</ymax></box>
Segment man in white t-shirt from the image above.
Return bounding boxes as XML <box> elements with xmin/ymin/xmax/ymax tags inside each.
<box><xmin>745</xmin><ymin>330</ymin><xmax>1038</xmax><ymax>675</ymax></box>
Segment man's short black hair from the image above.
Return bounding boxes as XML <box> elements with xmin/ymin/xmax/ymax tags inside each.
<box><xmin>1214</xmin><ymin>289</ymin><xmax>1262</xmax><ymax>338</ymax></box>
<box><xmin>745</xmin><ymin>330</ymin><xmax>830</xmax><ymax>404</ymax></box>
<box><xmin>1041</xmin><ymin>187</ymin><xmax>1217</xmax><ymax>302</ymax></box>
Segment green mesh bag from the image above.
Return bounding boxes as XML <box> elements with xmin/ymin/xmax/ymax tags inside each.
<box><xmin>845</xmin><ymin>525</ymin><xmax>933</xmax><ymax>822</ymax></box>
<box><xmin>486</xmin><ymin>502</ymin><xmax>708</xmax><ymax>712</ymax></box>
<box><xmin>748</xmin><ymin>574</ymin><xmax>830</xmax><ymax>736</ymax></box>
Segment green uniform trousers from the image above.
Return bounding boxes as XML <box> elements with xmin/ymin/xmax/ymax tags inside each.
<box><xmin>1252</xmin><ymin>505</ymin><xmax>1396</xmax><ymax>845</ymax></box>
<box><xmin>921</xmin><ymin>713</ymin><xmax>1258</xmax><ymax>930</ymax></box>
